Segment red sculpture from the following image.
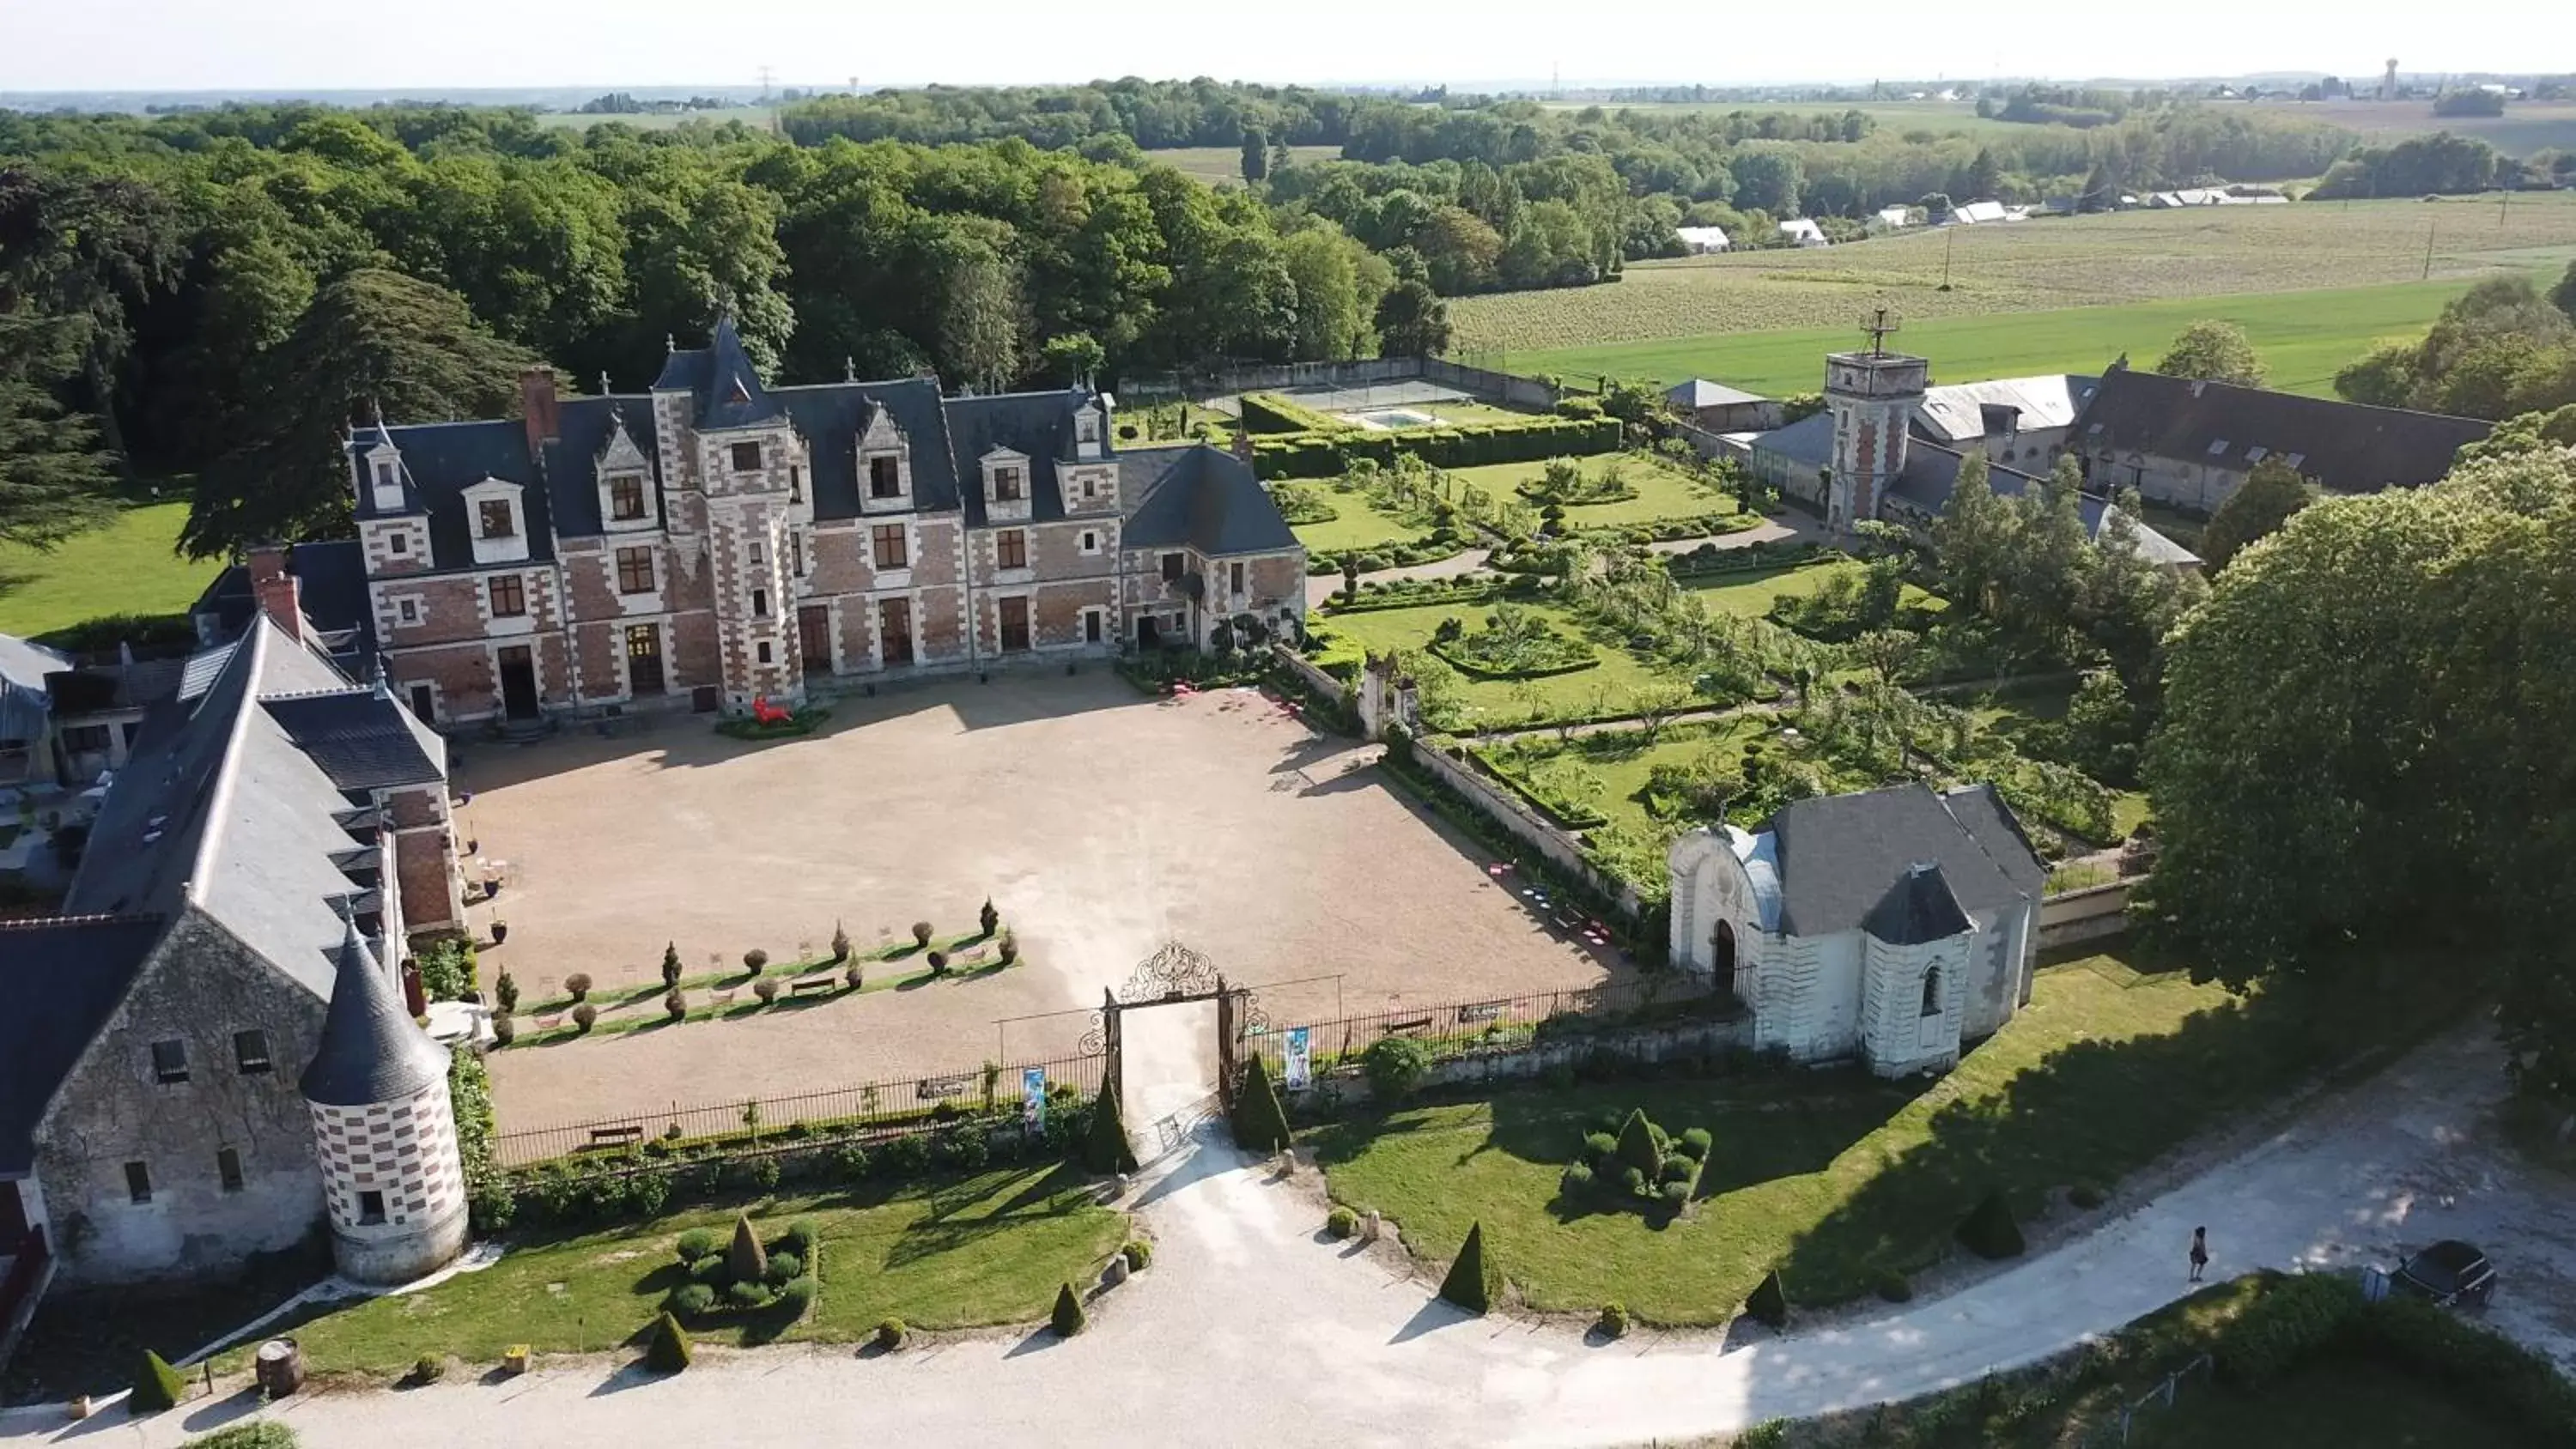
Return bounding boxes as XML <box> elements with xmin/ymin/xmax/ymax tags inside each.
<box><xmin>750</xmin><ymin>696</ymin><xmax>793</xmax><ymax>726</ymax></box>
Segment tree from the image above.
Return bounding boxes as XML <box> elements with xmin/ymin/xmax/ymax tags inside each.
<box><xmin>643</xmin><ymin>1311</ymin><xmax>693</xmax><ymax>1373</ymax></box>
<box><xmin>1375</xmin><ymin>280</ymin><xmax>1450</xmax><ymax>358</ymax></box>
<box><xmin>1630</xmin><ymin>682</ymin><xmax>1695</xmax><ymax>741</ymax></box>
<box><xmin>1929</xmin><ymin>451</ymin><xmax>2014</xmax><ymax>614</ymax></box>
<box><xmin>1239</xmin><ymin>126</ymin><xmax>1268</xmax><ymax>185</ymax></box>
<box><xmin>181</xmin><ymin>269</ymin><xmax>545</xmax><ymax>559</ymax></box>
<box><xmin>1051</xmin><ymin>1281</ymin><xmax>1088</xmax><ymax>1337</ymax></box>
<box><xmin>2198</xmin><ymin>458</ymin><xmax>2316</xmax><ymax>571</ymax></box>
<box><xmin>1083</xmin><ymin>1078</ymin><xmax>1138</xmax><ymax>1174</ymax></box>
<box><xmin>1852</xmin><ymin>629</ymin><xmax>1919</xmax><ymax>688</ymax></box>
<box><xmin>1437</xmin><ymin>1220</ymin><xmax>1498</xmax><ymax>1313</ymax></box>
<box><xmin>131</xmin><ymin>1348</ymin><xmax>185</xmax><ymax>1411</ymax></box>
<box><xmin>2155</xmin><ymin>320</ymin><xmax>2266</xmax><ymax>387</ymax></box>
<box><xmin>2554</xmin><ymin>259</ymin><xmax>2576</xmax><ymax>327</ymax></box>
<box><xmin>0</xmin><ymin>307</ymin><xmax>116</xmax><ymax>549</ymax></box>
<box><xmin>1038</xmin><ymin>332</ymin><xmax>1105</xmax><ymax>386</ymax></box>
<box><xmin>2064</xmin><ymin>667</ymin><xmax>2142</xmax><ymax>786</ymax></box>
<box><xmin>1232</xmin><ymin>1052</ymin><xmax>1291</xmax><ymax>1153</ymax></box>
<box><xmin>0</xmin><ymin>167</ymin><xmax>189</xmax><ymax>470</ymax></box>
<box><xmin>1613</xmin><ymin>1108</ymin><xmax>1663</xmax><ymax>1178</ymax></box>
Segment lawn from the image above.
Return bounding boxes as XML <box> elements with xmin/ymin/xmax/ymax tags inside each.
<box><xmin>1289</xmin><ymin>488</ymin><xmax>1443</xmax><ymax>555</ymax></box>
<box><xmin>222</xmin><ymin>1165</ymin><xmax>1125</xmax><ymax>1378</ymax></box>
<box><xmin>0</xmin><ymin>499</ymin><xmax>218</xmax><ymax>640</ymax></box>
<box><xmin>1680</xmin><ymin>557</ymin><xmax>1882</xmax><ymax>616</ymax></box>
<box><xmin>1147</xmin><ymin>143</ymin><xmax>1343</xmax><ymax>185</ymax></box>
<box><xmin>1312</xmin><ymin>948</ymin><xmax>2435</xmax><ymax>1324</ymax></box>
<box><xmin>1315</xmin><ymin>597</ymin><xmax>1688</xmax><ymax>730</ymax></box>
<box><xmin>2136</xmin><ymin>1359</ymin><xmax>2543</xmax><ymax>1448</ymax></box>
<box><xmin>1453</xmin><ymin>192</ymin><xmax>2576</xmax><ymax>359</ymax></box>
<box><xmin>1444</xmin><ymin>454</ymin><xmax>1743</xmax><ymax>530</ymax></box>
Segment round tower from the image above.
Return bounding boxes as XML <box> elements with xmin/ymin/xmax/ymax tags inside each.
<box><xmin>1823</xmin><ymin>318</ymin><xmax>1929</xmax><ymax>539</ymax></box>
<box><xmin>301</xmin><ymin>920</ymin><xmax>470</xmax><ymax>1283</ymax></box>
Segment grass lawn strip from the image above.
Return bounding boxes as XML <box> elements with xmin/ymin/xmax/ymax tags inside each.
<box><xmin>1311</xmin><ymin>950</ymin><xmax>2432</xmax><ymax>1325</ymax></box>
<box><xmin>0</xmin><ymin>499</ymin><xmax>220</xmax><ymax>639</ymax></box>
<box><xmin>513</xmin><ymin>931</ymin><xmax>994</xmax><ymax>1019</ymax></box>
<box><xmin>219</xmin><ymin>1166</ymin><xmax>1125</xmax><ymax>1377</ymax></box>
<box><xmin>1443</xmin><ymin>455</ymin><xmax>1746</xmax><ymax>530</ymax></box>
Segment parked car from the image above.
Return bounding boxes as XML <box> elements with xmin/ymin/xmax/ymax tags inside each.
<box><xmin>2391</xmin><ymin>1240</ymin><xmax>2496</xmax><ymax>1307</ymax></box>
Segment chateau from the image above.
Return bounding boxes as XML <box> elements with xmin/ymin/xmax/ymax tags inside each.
<box><xmin>349</xmin><ymin>316</ymin><xmax>1307</xmax><ymax>726</ymax></box>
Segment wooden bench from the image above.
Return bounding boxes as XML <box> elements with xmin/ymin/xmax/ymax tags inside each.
<box><xmin>586</xmin><ymin>1125</ymin><xmax>645</xmax><ymax>1149</ymax></box>
<box><xmin>1382</xmin><ymin>1016</ymin><xmax>1434</xmax><ymax>1036</ymax></box>
<box><xmin>790</xmin><ymin>976</ymin><xmax>838</xmax><ymax>997</ymax></box>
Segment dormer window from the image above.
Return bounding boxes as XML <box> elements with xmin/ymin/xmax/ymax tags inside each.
<box><xmin>610</xmin><ymin>476</ymin><xmax>647</xmax><ymax>521</ymax></box>
<box><xmin>462</xmin><ymin>477</ymin><xmax>533</xmax><ymax>565</ymax></box>
<box><xmin>478</xmin><ymin>500</ymin><xmax>516</xmax><ymax>538</ymax></box>
<box><xmin>871</xmin><ymin>456</ymin><xmax>902</xmax><ymax>499</ymax></box>
<box><xmin>374</xmin><ymin>459</ymin><xmax>396</xmax><ymax>490</ymax></box>
<box><xmin>994</xmin><ymin>467</ymin><xmax>1023</xmax><ymax>502</ymax></box>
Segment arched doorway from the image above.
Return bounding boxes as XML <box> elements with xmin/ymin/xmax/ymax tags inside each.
<box><xmin>1711</xmin><ymin>919</ymin><xmax>1738</xmax><ymax>1000</ymax></box>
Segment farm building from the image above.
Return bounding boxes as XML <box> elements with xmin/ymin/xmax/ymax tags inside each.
<box><xmin>1875</xmin><ymin>205</ymin><xmax>1914</xmax><ymax>228</ymax></box>
<box><xmin>1946</xmin><ymin>200</ymin><xmax>2028</xmax><ymax>225</ymax></box>
<box><xmin>1674</xmin><ymin>225</ymin><xmax>1733</xmax><ymax>253</ymax></box>
<box><xmin>1749</xmin><ymin>373</ymin><xmax>2097</xmax><ymax>500</ymax></box>
<box><xmin>1665</xmin><ymin>379</ymin><xmax>1781</xmax><ymax>433</ymax></box>
<box><xmin>2146</xmin><ymin>187</ymin><xmax>2288</xmax><ymax>207</ymax></box>
<box><xmin>1779</xmin><ymin>219</ymin><xmax>1828</xmax><ymax>247</ymax></box>
<box><xmin>2068</xmin><ymin>363</ymin><xmax>2492</xmax><ymax>512</ymax></box>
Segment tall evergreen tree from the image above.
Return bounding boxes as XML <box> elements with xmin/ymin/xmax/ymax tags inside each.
<box><xmin>1239</xmin><ymin>126</ymin><xmax>1270</xmax><ymax>185</ymax></box>
<box><xmin>181</xmin><ymin>269</ymin><xmax>547</xmax><ymax>559</ymax></box>
<box><xmin>0</xmin><ymin>307</ymin><xmax>116</xmax><ymax>549</ymax></box>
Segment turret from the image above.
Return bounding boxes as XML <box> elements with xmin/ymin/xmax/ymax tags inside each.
<box><xmin>301</xmin><ymin>920</ymin><xmax>470</xmax><ymax>1283</ymax></box>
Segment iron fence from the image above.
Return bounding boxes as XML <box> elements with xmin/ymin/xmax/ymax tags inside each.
<box><xmin>1237</xmin><ymin>974</ymin><xmax>1731</xmax><ymax>1080</ymax></box>
<box><xmin>2084</xmin><ymin>1354</ymin><xmax>2212</xmax><ymax>1446</ymax></box>
<box><xmin>494</xmin><ymin>1054</ymin><xmax>1103</xmax><ymax>1168</ymax></box>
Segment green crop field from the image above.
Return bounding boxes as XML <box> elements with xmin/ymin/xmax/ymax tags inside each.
<box><xmin>1509</xmin><ymin>279</ymin><xmax>2494</xmax><ymax>398</ymax></box>
<box><xmin>1536</xmin><ymin>98</ymin><xmax>2029</xmax><ymax>141</ymax></box>
<box><xmin>1451</xmin><ymin>194</ymin><xmax>2576</xmax><ymax>358</ymax></box>
<box><xmin>2256</xmin><ymin>97</ymin><xmax>2576</xmax><ymax>156</ymax></box>
<box><xmin>1146</xmin><ymin>144</ymin><xmax>1342</xmax><ymax>185</ymax></box>
<box><xmin>0</xmin><ymin>499</ymin><xmax>217</xmax><ymax>640</ymax></box>
<box><xmin>536</xmin><ymin>106</ymin><xmax>778</xmax><ymax>131</ymax></box>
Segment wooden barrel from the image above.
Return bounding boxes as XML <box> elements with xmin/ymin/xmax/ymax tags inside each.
<box><xmin>253</xmin><ymin>1338</ymin><xmax>304</xmax><ymax>1397</ymax></box>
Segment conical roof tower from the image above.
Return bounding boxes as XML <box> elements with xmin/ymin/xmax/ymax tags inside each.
<box><xmin>301</xmin><ymin>919</ymin><xmax>448</xmax><ymax>1107</ymax></box>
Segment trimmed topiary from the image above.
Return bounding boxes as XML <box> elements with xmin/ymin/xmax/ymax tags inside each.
<box><xmin>1233</xmin><ymin>1054</ymin><xmax>1292</xmax><ymax>1154</ymax></box>
<box><xmin>1361</xmin><ymin>1034</ymin><xmax>1431</xmax><ymax>1100</ymax></box>
<box><xmin>1083</xmin><ymin>1081</ymin><xmax>1138</xmax><ymax>1175</ymax></box>
<box><xmin>728</xmin><ymin>1213</ymin><xmax>769</xmax><ymax>1283</ymax></box>
<box><xmin>766</xmin><ymin>1252</ymin><xmax>804</xmax><ymax>1285</ymax></box>
<box><xmin>926</xmin><ymin>949</ymin><xmax>948</xmax><ymax>974</ymax></box>
<box><xmin>571</xmin><ymin>1003</ymin><xmax>598</xmax><ymax>1034</ymax></box>
<box><xmin>911</xmin><ymin>920</ymin><xmax>934</xmax><ymax>949</ymax></box>
<box><xmin>674</xmin><ymin>1228</ymin><xmax>715</xmax><ymax>1264</ymax></box>
<box><xmin>743</xmin><ymin>949</ymin><xmax>769</xmax><ymax>974</ymax></box>
<box><xmin>1678</xmin><ymin>1127</ymin><xmax>1713</xmax><ymax>1162</ymax></box>
<box><xmin>980</xmin><ymin>898</ymin><xmax>999</xmax><ymax>937</ymax></box>
<box><xmin>1051</xmin><ymin>1281</ymin><xmax>1088</xmax><ymax>1337</ymax></box>
<box><xmin>783</xmin><ymin>1218</ymin><xmax>820</xmax><ymax>1256</ymax></box>
<box><xmin>997</xmin><ymin>931</ymin><xmax>1018</xmax><ymax>965</ymax></box>
<box><xmin>1121</xmin><ymin>1240</ymin><xmax>1151</xmax><ymax>1271</ymax></box>
<box><xmin>726</xmin><ymin>1281</ymin><xmax>771</xmax><ymax>1311</ymax></box>
<box><xmin>1437</xmin><ymin>1221</ymin><xmax>1498</xmax><ymax>1314</ymax></box>
<box><xmin>844</xmin><ymin>961</ymin><xmax>866</xmax><ymax>990</ymax></box>
<box><xmin>1582</xmin><ymin>1131</ymin><xmax>1618</xmax><ymax>1167</ymax></box>
<box><xmin>1596</xmin><ymin>1301</ymin><xmax>1630</xmax><ymax>1339</ymax></box>
<box><xmin>753</xmin><ymin>976</ymin><xmax>781</xmax><ymax>1003</ymax></box>
<box><xmin>643</xmin><ymin>1311</ymin><xmax>692</xmax><ymax>1373</ymax></box>
<box><xmin>1874</xmin><ymin>1270</ymin><xmax>1914</xmax><ymax>1304</ymax></box>
<box><xmin>1659</xmin><ymin>1153</ymin><xmax>1695</xmax><ymax>1184</ymax></box>
<box><xmin>563</xmin><ymin>972</ymin><xmax>592</xmax><ymax>1001</ymax></box>
<box><xmin>1614</xmin><ymin>1109</ymin><xmax>1663</xmax><ymax>1179</ymax></box>
<box><xmin>875</xmin><ymin>1318</ymin><xmax>908</xmax><ymax>1350</ymax></box>
<box><xmin>1658</xmin><ymin>1179</ymin><xmax>1690</xmax><ymax>1205</ymax></box>
<box><xmin>1326</xmin><ymin>1205</ymin><xmax>1358</xmax><ymax>1240</ymax></box>
<box><xmin>665</xmin><ymin>988</ymin><xmax>687</xmax><ymax>1022</ymax></box>
<box><xmin>776</xmin><ymin>1276</ymin><xmax>817</xmax><ymax>1315</ymax></box>
<box><xmin>661</xmin><ymin>942</ymin><xmax>683</xmax><ymax>988</ymax></box>
<box><xmin>1562</xmin><ymin>1161</ymin><xmax>1595</xmax><ymax>1194</ymax></box>
<box><xmin>829</xmin><ymin>923</ymin><xmax>850</xmax><ymax>962</ymax></box>
<box><xmin>670</xmin><ymin>1282</ymin><xmax>716</xmax><ymax>1316</ymax></box>
<box><xmin>1956</xmin><ymin>1191</ymin><xmax>2026</xmax><ymax>1260</ymax></box>
<box><xmin>1746</xmin><ymin>1270</ymin><xmax>1789</xmax><ymax>1329</ymax></box>
<box><xmin>131</xmin><ymin>1349</ymin><xmax>185</xmax><ymax>1411</ymax></box>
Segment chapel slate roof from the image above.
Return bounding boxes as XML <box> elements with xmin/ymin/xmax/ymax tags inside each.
<box><xmin>1860</xmin><ymin>863</ymin><xmax>1977</xmax><ymax>945</ymax></box>
<box><xmin>2072</xmin><ymin>367</ymin><xmax>2491</xmax><ymax>494</ymax></box>
<box><xmin>1763</xmin><ymin>783</ymin><xmax>2044</xmax><ymax>938</ymax></box>
<box><xmin>0</xmin><ymin>913</ymin><xmax>167</xmax><ymax>1174</ymax></box>
<box><xmin>301</xmin><ymin>919</ymin><xmax>451</xmax><ymax>1107</ymax></box>
<box><xmin>1118</xmin><ymin>446</ymin><xmax>1299</xmax><ymax>555</ymax></box>
<box><xmin>260</xmin><ymin>689</ymin><xmax>444</xmax><ymax>791</ymax></box>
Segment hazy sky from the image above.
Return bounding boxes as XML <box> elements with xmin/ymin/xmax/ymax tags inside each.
<box><xmin>5</xmin><ymin>0</ymin><xmax>2567</xmax><ymax>93</ymax></box>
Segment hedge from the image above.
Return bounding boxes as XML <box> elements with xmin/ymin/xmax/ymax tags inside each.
<box><xmin>1251</xmin><ymin>416</ymin><xmax>1622</xmax><ymax>480</ymax></box>
<box><xmin>1425</xmin><ymin>636</ymin><xmax>1601</xmax><ymax>682</ymax></box>
<box><xmin>1240</xmin><ymin>391</ymin><xmax>1350</xmax><ymax>434</ymax></box>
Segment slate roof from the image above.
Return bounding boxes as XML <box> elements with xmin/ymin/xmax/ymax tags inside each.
<box><xmin>1749</xmin><ymin>409</ymin><xmax>1833</xmax><ymax>467</ymax></box>
<box><xmin>653</xmin><ymin>313</ymin><xmax>784</xmax><ymax>432</ymax></box>
<box><xmin>1914</xmin><ymin>375</ymin><xmax>2099</xmax><ymax>445</ymax></box>
<box><xmin>1668</xmin><ymin>379</ymin><xmax>1768</xmax><ymax>409</ymax></box>
<box><xmin>1860</xmin><ymin>863</ymin><xmax>1977</xmax><ymax>945</ymax></box>
<box><xmin>773</xmin><ymin>379</ymin><xmax>962</xmax><ymax>520</ymax></box>
<box><xmin>261</xmin><ymin>689</ymin><xmax>444</xmax><ymax>791</ymax></box>
<box><xmin>193</xmin><ymin>540</ymin><xmax>378</xmax><ymax>676</ymax></box>
<box><xmin>301</xmin><ymin>919</ymin><xmax>451</xmax><ymax>1107</ymax></box>
<box><xmin>943</xmin><ymin>391</ymin><xmax>1082</xmax><ymax>527</ymax></box>
<box><xmin>2072</xmin><ymin>367</ymin><xmax>2491</xmax><ymax>494</ymax></box>
<box><xmin>1762</xmin><ymin>783</ymin><xmax>2045</xmax><ymax>938</ymax></box>
<box><xmin>1119</xmin><ymin>446</ymin><xmax>1299</xmax><ymax>555</ymax></box>
<box><xmin>1887</xmin><ymin>441</ymin><xmax>2200</xmax><ymax>567</ymax></box>
<box><xmin>0</xmin><ymin>913</ymin><xmax>166</xmax><ymax>1174</ymax></box>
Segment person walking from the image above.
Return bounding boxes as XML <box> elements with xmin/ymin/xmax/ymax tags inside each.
<box><xmin>2189</xmin><ymin>1226</ymin><xmax>2209</xmax><ymax>1283</ymax></box>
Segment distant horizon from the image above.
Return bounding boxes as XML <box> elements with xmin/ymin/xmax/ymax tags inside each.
<box><xmin>8</xmin><ymin>0</ymin><xmax>2572</xmax><ymax>97</ymax></box>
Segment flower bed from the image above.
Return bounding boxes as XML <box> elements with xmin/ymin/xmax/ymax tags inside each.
<box><xmin>1428</xmin><ymin>631</ymin><xmax>1598</xmax><ymax>680</ymax></box>
<box><xmin>715</xmin><ymin>706</ymin><xmax>829</xmax><ymax>740</ymax></box>
<box><xmin>1564</xmin><ymin>511</ymin><xmax>1764</xmax><ymax>546</ymax></box>
<box><xmin>1321</xmin><ymin>575</ymin><xmax>1522</xmax><ymax>615</ymax></box>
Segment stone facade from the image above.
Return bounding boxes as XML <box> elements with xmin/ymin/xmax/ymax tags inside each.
<box><xmin>1823</xmin><ymin>350</ymin><xmax>1929</xmax><ymax>537</ymax></box>
<box><xmin>32</xmin><ymin>912</ymin><xmax>330</xmax><ymax>1285</ymax></box>
<box><xmin>308</xmin><ymin>1074</ymin><xmax>469</xmax><ymax>1284</ymax></box>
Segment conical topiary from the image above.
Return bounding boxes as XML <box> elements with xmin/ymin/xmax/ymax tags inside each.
<box><xmin>1083</xmin><ymin>1080</ymin><xmax>1138</xmax><ymax>1175</ymax></box>
<box><xmin>1437</xmin><ymin>1221</ymin><xmax>1498</xmax><ymax>1314</ymax></box>
<box><xmin>1614</xmin><ymin>1107</ymin><xmax>1663</xmax><ymax>1178</ymax></box>
<box><xmin>1956</xmin><ymin>1190</ymin><xmax>2026</xmax><ymax>1260</ymax></box>
<box><xmin>131</xmin><ymin>1349</ymin><xmax>185</xmax><ymax>1411</ymax></box>
<box><xmin>1233</xmin><ymin>1054</ymin><xmax>1292</xmax><ymax>1154</ymax></box>
<box><xmin>661</xmin><ymin>941</ymin><xmax>683</xmax><ymax>988</ymax></box>
<box><xmin>727</xmin><ymin>1213</ymin><xmax>769</xmax><ymax>1284</ymax></box>
<box><xmin>1746</xmin><ymin>1270</ymin><xmax>1789</xmax><ymax>1328</ymax></box>
<box><xmin>1051</xmin><ymin>1281</ymin><xmax>1088</xmax><ymax>1337</ymax></box>
<box><xmin>643</xmin><ymin>1310</ymin><xmax>693</xmax><ymax>1373</ymax></box>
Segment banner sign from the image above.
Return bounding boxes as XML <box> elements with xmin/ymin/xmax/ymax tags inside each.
<box><xmin>1285</xmin><ymin>1027</ymin><xmax>1313</xmax><ymax>1091</ymax></box>
<box><xmin>916</xmin><ymin>1076</ymin><xmax>969</xmax><ymax>1100</ymax></box>
<box><xmin>1023</xmin><ymin>1066</ymin><xmax>1047</xmax><ymax>1126</ymax></box>
<box><xmin>1458</xmin><ymin>1002</ymin><xmax>1504</xmax><ymax>1024</ymax></box>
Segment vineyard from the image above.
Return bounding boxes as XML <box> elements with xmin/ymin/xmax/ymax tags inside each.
<box><xmin>1449</xmin><ymin>193</ymin><xmax>2576</xmax><ymax>356</ymax></box>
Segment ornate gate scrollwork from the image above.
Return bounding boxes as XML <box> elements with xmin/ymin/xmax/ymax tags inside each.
<box><xmin>1117</xmin><ymin>940</ymin><xmax>1223</xmax><ymax>1004</ymax></box>
<box><xmin>1075</xmin><ymin>1010</ymin><xmax>1109</xmax><ymax>1058</ymax></box>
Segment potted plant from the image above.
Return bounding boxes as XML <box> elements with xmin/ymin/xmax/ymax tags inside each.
<box><xmin>490</xmin><ymin>919</ymin><xmax>509</xmax><ymax>944</ymax></box>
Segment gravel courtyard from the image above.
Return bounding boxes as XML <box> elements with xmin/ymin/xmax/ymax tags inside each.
<box><xmin>458</xmin><ymin>673</ymin><xmax>1624</xmax><ymax>1134</ymax></box>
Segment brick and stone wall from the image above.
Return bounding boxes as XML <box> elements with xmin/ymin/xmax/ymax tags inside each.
<box><xmin>308</xmin><ymin>1070</ymin><xmax>469</xmax><ymax>1283</ymax></box>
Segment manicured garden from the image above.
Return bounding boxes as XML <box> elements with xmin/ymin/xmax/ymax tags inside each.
<box><xmin>222</xmin><ymin>1165</ymin><xmax>1127</xmax><ymax>1378</ymax></box>
<box><xmin>1443</xmin><ymin>452</ymin><xmax>1750</xmax><ymax>533</ymax></box>
<box><xmin>1308</xmin><ymin>948</ymin><xmax>2445</xmax><ymax>1325</ymax></box>
<box><xmin>1313</xmin><ymin>597</ymin><xmax>1691</xmax><ymax>730</ymax></box>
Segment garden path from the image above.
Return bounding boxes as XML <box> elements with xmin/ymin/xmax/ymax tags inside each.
<box><xmin>12</xmin><ymin>1026</ymin><xmax>2567</xmax><ymax>1448</ymax></box>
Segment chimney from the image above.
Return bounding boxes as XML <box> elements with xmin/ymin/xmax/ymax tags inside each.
<box><xmin>248</xmin><ymin>545</ymin><xmax>303</xmax><ymax>642</ymax></box>
<box><xmin>520</xmin><ymin>367</ymin><xmax>561</xmax><ymax>456</ymax></box>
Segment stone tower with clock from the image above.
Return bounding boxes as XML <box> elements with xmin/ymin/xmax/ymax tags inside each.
<box><xmin>1823</xmin><ymin>311</ymin><xmax>1929</xmax><ymax>539</ymax></box>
